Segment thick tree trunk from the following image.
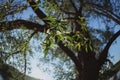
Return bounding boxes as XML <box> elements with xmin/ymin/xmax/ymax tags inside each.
<box><xmin>81</xmin><ymin>66</ymin><xmax>99</xmax><ymax>80</ymax></box>
<box><xmin>76</xmin><ymin>62</ymin><xmax>99</xmax><ymax>80</ymax></box>
<box><xmin>76</xmin><ymin>52</ymin><xmax>100</xmax><ymax>80</ymax></box>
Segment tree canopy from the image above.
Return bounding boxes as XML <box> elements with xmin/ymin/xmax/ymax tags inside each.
<box><xmin>0</xmin><ymin>0</ymin><xmax>120</xmax><ymax>80</ymax></box>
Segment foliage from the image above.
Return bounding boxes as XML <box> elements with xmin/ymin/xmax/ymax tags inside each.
<box><xmin>0</xmin><ymin>0</ymin><xmax>120</xmax><ymax>80</ymax></box>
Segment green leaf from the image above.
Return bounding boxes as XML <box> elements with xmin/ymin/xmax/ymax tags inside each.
<box><xmin>77</xmin><ymin>43</ymin><xmax>81</xmax><ymax>51</ymax></box>
<box><xmin>44</xmin><ymin>47</ymin><xmax>49</xmax><ymax>57</ymax></box>
<box><xmin>43</xmin><ymin>16</ymin><xmax>55</xmax><ymax>22</ymax></box>
<box><xmin>85</xmin><ymin>46</ymin><xmax>88</xmax><ymax>52</ymax></box>
<box><xmin>89</xmin><ymin>45</ymin><xmax>93</xmax><ymax>51</ymax></box>
<box><xmin>58</xmin><ymin>34</ymin><xmax>64</xmax><ymax>41</ymax></box>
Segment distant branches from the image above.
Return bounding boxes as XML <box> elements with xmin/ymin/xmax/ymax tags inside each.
<box><xmin>1</xmin><ymin>51</ymin><xmax>21</xmax><ymax>61</ymax></box>
<box><xmin>86</xmin><ymin>2</ymin><xmax>120</xmax><ymax>24</ymax></box>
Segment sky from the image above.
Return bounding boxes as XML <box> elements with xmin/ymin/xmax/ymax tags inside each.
<box><xmin>28</xmin><ymin>54</ymin><xmax>54</xmax><ymax>80</ymax></box>
<box><xmin>21</xmin><ymin>6</ymin><xmax>120</xmax><ymax>80</ymax></box>
<box><xmin>2</xmin><ymin>1</ymin><xmax>119</xmax><ymax>80</ymax></box>
<box><xmin>88</xmin><ymin>17</ymin><xmax>120</xmax><ymax>64</ymax></box>
<box><xmin>0</xmin><ymin>75</ymin><xmax>3</xmax><ymax>80</ymax></box>
<box><xmin>10</xmin><ymin>2</ymin><xmax>55</xmax><ymax>79</ymax></box>
<box><xmin>109</xmin><ymin>37</ymin><xmax>120</xmax><ymax>63</ymax></box>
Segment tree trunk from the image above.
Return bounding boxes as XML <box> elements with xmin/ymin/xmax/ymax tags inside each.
<box><xmin>76</xmin><ymin>63</ymin><xmax>99</xmax><ymax>80</ymax></box>
<box><xmin>77</xmin><ymin>53</ymin><xmax>100</xmax><ymax>80</ymax></box>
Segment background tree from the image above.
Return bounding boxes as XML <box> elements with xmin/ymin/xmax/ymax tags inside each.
<box><xmin>0</xmin><ymin>0</ymin><xmax>120</xmax><ymax>80</ymax></box>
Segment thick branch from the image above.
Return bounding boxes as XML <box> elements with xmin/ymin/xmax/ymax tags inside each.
<box><xmin>0</xmin><ymin>20</ymin><xmax>47</xmax><ymax>32</ymax></box>
<box><xmin>28</xmin><ymin>1</ymin><xmax>82</xmax><ymax>71</ymax></box>
<box><xmin>58</xmin><ymin>41</ymin><xmax>82</xmax><ymax>73</ymax></box>
<box><xmin>0</xmin><ymin>1</ymin><xmax>83</xmax><ymax>73</ymax></box>
<box><xmin>28</xmin><ymin>0</ymin><xmax>47</xmax><ymax>23</ymax></box>
<box><xmin>98</xmin><ymin>30</ymin><xmax>120</xmax><ymax>68</ymax></box>
<box><xmin>0</xmin><ymin>20</ymin><xmax>82</xmax><ymax>73</ymax></box>
<box><xmin>0</xmin><ymin>20</ymin><xmax>82</xmax><ymax>72</ymax></box>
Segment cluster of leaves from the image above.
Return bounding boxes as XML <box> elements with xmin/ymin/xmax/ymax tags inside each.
<box><xmin>38</xmin><ymin>0</ymin><xmax>120</xmax><ymax>79</ymax></box>
<box><xmin>0</xmin><ymin>0</ymin><xmax>120</xmax><ymax>80</ymax></box>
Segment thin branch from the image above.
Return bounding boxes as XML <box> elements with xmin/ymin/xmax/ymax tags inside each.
<box><xmin>69</xmin><ymin>0</ymin><xmax>78</xmax><ymax>12</ymax></box>
<box><xmin>94</xmin><ymin>10</ymin><xmax>120</xmax><ymax>25</ymax></box>
<box><xmin>91</xmin><ymin>4</ymin><xmax>120</xmax><ymax>24</ymax></box>
<box><xmin>78</xmin><ymin>0</ymin><xmax>83</xmax><ymax>16</ymax></box>
<box><xmin>86</xmin><ymin>2</ymin><xmax>120</xmax><ymax>24</ymax></box>
<box><xmin>101</xmin><ymin>60</ymin><xmax>120</xmax><ymax>79</ymax></box>
<box><xmin>28</xmin><ymin>30</ymin><xmax>38</xmax><ymax>41</ymax></box>
<box><xmin>0</xmin><ymin>51</ymin><xmax>21</xmax><ymax>61</ymax></box>
<box><xmin>59</xmin><ymin>7</ymin><xmax>76</xmax><ymax>15</ymax></box>
<box><xmin>98</xmin><ymin>30</ymin><xmax>120</xmax><ymax>68</ymax></box>
<box><xmin>24</xmin><ymin>52</ymin><xmax>27</xmax><ymax>80</ymax></box>
<box><xmin>91</xmin><ymin>3</ymin><xmax>120</xmax><ymax>19</ymax></box>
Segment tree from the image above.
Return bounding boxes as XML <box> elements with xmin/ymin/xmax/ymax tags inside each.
<box><xmin>0</xmin><ymin>0</ymin><xmax>120</xmax><ymax>80</ymax></box>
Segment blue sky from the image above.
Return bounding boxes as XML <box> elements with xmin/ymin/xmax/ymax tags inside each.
<box><xmin>109</xmin><ymin>37</ymin><xmax>120</xmax><ymax>64</ymax></box>
<box><xmin>17</xmin><ymin>2</ymin><xmax>120</xmax><ymax>80</ymax></box>
<box><xmin>28</xmin><ymin>53</ymin><xmax>54</xmax><ymax>80</ymax></box>
<box><xmin>88</xmin><ymin>16</ymin><xmax>120</xmax><ymax>64</ymax></box>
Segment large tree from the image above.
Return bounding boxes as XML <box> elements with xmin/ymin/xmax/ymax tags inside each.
<box><xmin>0</xmin><ymin>0</ymin><xmax>120</xmax><ymax>80</ymax></box>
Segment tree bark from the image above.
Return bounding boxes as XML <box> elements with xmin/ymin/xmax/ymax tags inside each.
<box><xmin>79</xmin><ymin>52</ymin><xmax>99</xmax><ymax>80</ymax></box>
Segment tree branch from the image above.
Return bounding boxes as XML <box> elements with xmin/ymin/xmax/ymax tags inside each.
<box><xmin>86</xmin><ymin>2</ymin><xmax>120</xmax><ymax>24</ymax></box>
<box><xmin>0</xmin><ymin>12</ymin><xmax>82</xmax><ymax>73</ymax></box>
<box><xmin>58</xmin><ymin>41</ymin><xmax>82</xmax><ymax>73</ymax></box>
<box><xmin>69</xmin><ymin>0</ymin><xmax>78</xmax><ymax>12</ymax></box>
<box><xmin>0</xmin><ymin>51</ymin><xmax>21</xmax><ymax>61</ymax></box>
<box><xmin>0</xmin><ymin>20</ymin><xmax>48</xmax><ymax>32</ymax></box>
<box><xmin>28</xmin><ymin>0</ymin><xmax>48</xmax><ymax>24</ymax></box>
<box><xmin>98</xmin><ymin>30</ymin><xmax>120</xmax><ymax>68</ymax></box>
<box><xmin>28</xmin><ymin>1</ymin><xmax>82</xmax><ymax>71</ymax></box>
<box><xmin>59</xmin><ymin>7</ymin><xmax>76</xmax><ymax>15</ymax></box>
<box><xmin>93</xmin><ymin>10</ymin><xmax>120</xmax><ymax>25</ymax></box>
<box><xmin>101</xmin><ymin>60</ymin><xmax>120</xmax><ymax>79</ymax></box>
<box><xmin>1</xmin><ymin>0</ymin><xmax>83</xmax><ymax>73</ymax></box>
<box><xmin>92</xmin><ymin>3</ymin><xmax>120</xmax><ymax>20</ymax></box>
